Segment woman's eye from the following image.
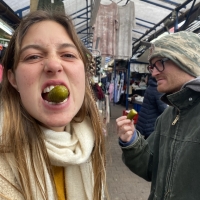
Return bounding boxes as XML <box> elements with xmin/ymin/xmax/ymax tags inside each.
<box><xmin>25</xmin><ymin>55</ymin><xmax>41</xmax><ymax>61</ymax></box>
<box><xmin>62</xmin><ymin>53</ymin><xmax>76</xmax><ymax>58</ymax></box>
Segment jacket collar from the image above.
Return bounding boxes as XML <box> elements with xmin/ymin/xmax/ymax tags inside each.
<box><xmin>161</xmin><ymin>77</ymin><xmax>200</xmax><ymax>108</ymax></box>
<box><xmin>161</xmin><ymin>87</ymin><xmax>200</xmax><ymax>110</ymax></box>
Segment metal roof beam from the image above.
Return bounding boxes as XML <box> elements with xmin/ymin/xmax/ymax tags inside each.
<box><xmin>70</xmin><ymin>6</ymin><xmax>90</xmax><ymax>17</ymax></box>
<box><xmin>79</xmin><ymin>32</ymin><xmax>93</xmax><ymax>35</ymax></box>
<box><xmin>162</xmin><ymin>0</ymin><xmax>181</xmax><ymax>6</ymax></box>
<box><xmin>72</xmin><ymin>8</ymin><xmax>91</xmax><ymax>20</ymax></box>
<box><xmin>132</xmin><ymin>0</ymin><xmax>199</xmax><ymax>56</ymax></box>
<box><xmin>75</xmin><ymin>20</ymin><xmax>90</xmax><ymax>27</ymax></box>
<box><xmin>15</xmin><ymin>6</ymin><xmax>30</xmax><ymax>18</ymax></box>
<box><xmin>86</xmin><ymin>0</ymin><xmax>89</xmax><ymax>36</ymax></box>
<box><xmin>125</xmin><ymin>0</ymin><xmax>130</xmax><ymax>5</ymax></box>
<box><xmin>132</xmin><ymin>30</ymin><xmax>144</xmax><ymax>34</ymax></box>
<box><xmin>177</xmin><ymin>0</ymin><xmax>196</xmax><ymax>30</ymax></box>
<box><xmin>72</xmin><ymin>7</ymin><xmax>91</xmax><ymax>30</ymax></box>
<box><xmin>77</xmin><ymin>17</ymin><xmax>88</xmax><ymax>19</ymax></box>
<box><xmin>140</xmin><ymin>0</ymin><xmax>174</xmax><ymax>11</ymax></box>
<box><xmin>136</xmin><ymin>17</ymin><xmax>156</xmax><ymax>25</ymax></box>
<box><xmin>140</xmin><ymin>41</ymin><xmax>152</xmax><ymax>47</ymax></box>
<box><xmin>155</xmin><ymin>2</ymin><xmax>200</xmax><ymax>35</ymax></box>
<box><xmin>132</xmin><ymin>0</ymin><xmax>194</xmax><ymax>50</ymax></box>
<box><xmin>136</xmin><ymin>22</ymin><xmax>153</xmax><ymax>29</ymax></box>
<box><xmin>77</xmin><ymin>26</ymin><xmax>91</xmax><ymax>34</ymax></box>
<box><xmin>0</xmin><ymin>1</ymin><xmax>21</xmax><ymax>28</ymax></box>
<box><xmin>81</xmin><ymin>35</ymin><xmax>92</xmax><ymax>40</ymax></box>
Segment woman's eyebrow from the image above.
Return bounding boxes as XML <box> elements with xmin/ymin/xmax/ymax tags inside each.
<box><xmin>58</xmin><ymin>43</ymin><xmax>78</xmax><ymax>50</ymax></box>
<box><xmin>20</xmin><ymin>43</ymin><xmax>78</xmax><ymax>54</ymax></box>
<box><xmin>20</xmin><ymin>44</ymin><xmax>45</xmax><ymax>55</ymax></box>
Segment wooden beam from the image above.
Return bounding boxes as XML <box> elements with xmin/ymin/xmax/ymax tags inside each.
<box><xmin>30</xmin><ymin>0</ymin><xmax>39</xmax><ymax>12</ymax></box>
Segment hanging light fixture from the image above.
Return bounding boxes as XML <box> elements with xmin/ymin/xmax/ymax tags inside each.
<box><xmin>0</xmin><ymin>19</ymin><xmax>14</xmax><ymax>35</ymax></box>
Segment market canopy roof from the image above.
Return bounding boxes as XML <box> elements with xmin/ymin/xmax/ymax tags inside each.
<box><xmin>1</xmin><ymin>0</ymin><xmax>200</xmax><ymax>54</ymax></box>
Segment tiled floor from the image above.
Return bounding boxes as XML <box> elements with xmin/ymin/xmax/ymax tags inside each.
<box><xmin>106</xmin><ymin>103</ymin><xmax>151</xmax><ymax>200</ymax></box>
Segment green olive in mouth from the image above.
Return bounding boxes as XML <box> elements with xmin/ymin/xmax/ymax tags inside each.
<box><xmin>48</xmin><ymin>85</ymin><xmax>69</xmax><ymax>103</ymax></box>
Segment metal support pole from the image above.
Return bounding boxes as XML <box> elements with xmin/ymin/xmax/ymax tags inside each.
<box><xmin>113</xmin><ymin>59</ymin><xmax>116</xmax><ymax>105</ymax></box>
<box><xmin>86</xmin><ymin>0</ymin><xmax>89</xmax><ymax>36</ymax></box>
<box><xmin>126</xmin><ymin>60</ymin><xmax>130</xmax><ymax>110</ymax></box>
<box><xmin>174</xmin><ymin>10</ymin><xmax>179</xmax><ymax>32</ymax></box>
<box><xmin>95</xmin><ymin>37</ymin><xmax>100</xmax><ymax>49</ymax></box>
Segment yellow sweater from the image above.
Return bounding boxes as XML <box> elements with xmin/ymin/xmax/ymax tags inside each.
<box><xmin>53</xmin><ymin>166</ymin><xmax>66</xmax><ymax>200</ymax></box>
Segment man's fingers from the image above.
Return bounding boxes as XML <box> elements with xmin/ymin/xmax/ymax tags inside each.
<box><xmin>119</xmin><ymin>130</ymin><xmax>134</xmax><ymax>142</ymax></box>
<box><xmin>116</xmin><ymin>115</ymin><xmax>127</xmax><ymax>123</ymax></box>
<box><xmin>118</xmin><ymin>124</ymin><xmax>133</xmax><ymax>133</ymax></box>
<box><xmin>116</xmin><ymin>118</ymin><xmax>132</xmax><ymax>127</ymax></box>
<box><xmin>116</xmin><ymin>116</ymin><xmax>135</xmax><ymax>143</ymax></box>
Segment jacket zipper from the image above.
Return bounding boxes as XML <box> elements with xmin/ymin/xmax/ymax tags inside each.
<box><xmin>172</xmin><ymin>114</ymin><xmax>179</xmax><ymax>125</ymax></box>
<box><xmin>164</xmin><ymin>109</ymin><xmax>180</xmax><ymax>199</ymax></box>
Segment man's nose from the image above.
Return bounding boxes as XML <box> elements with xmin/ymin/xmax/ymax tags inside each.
<box><xmin>151</xmin><ymin>67</ymin><xmax>160</xmax><ymax>77</ymax></box>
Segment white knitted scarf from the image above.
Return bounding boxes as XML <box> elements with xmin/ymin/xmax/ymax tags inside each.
<box><xmin>10</xmin><ymin>117</ymin><xmax>94</xmax><ymax>200</ymax></box>
<box><xmin>41</xmin><ymin>117</ymin><xmax>95</xmax><ymax>200</ymax></box>
<box><xmin>0</xmin><ymin>112</ymin><xmax>95</xmax><ymax>200</ymax></box>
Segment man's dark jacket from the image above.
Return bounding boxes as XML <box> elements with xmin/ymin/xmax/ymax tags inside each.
<box><xmin>121</xmin><ymin>78</ymin><xmax>200</xmax><ymax>199</ymax></box>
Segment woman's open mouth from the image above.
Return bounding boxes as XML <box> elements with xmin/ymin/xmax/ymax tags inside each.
<box><xmin>42</xmin><ymin>85</ymin><xmax>69</xmax><ymax>104</ymax></box>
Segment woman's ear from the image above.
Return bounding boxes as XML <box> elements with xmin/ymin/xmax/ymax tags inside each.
<box><xmin>8</xmin><ymin>69</ymin><xmax>18</xmax><ymax>91</ymax></box>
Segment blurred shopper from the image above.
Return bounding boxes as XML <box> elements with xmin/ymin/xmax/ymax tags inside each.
<box><xmin>116</xmin><ymin>31</ymin><xmax>200</xmax><ymax>199</ymax></box>
<box><xmin>136</xmin><ymin>75</ymin><xmax>167</xmax><ymax>139</ymax></box>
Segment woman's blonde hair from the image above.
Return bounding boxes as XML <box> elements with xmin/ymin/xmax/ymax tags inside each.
<box><xmin>0</xmin><ymin>10</ymin><xmax>108</xmax><ymax>200</ymax></box>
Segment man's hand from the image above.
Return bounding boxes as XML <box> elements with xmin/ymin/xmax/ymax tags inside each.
<box><xmin>116</xmin><ymin>116</ymin><xmax>135</xmax><ymax>142</ymax></box>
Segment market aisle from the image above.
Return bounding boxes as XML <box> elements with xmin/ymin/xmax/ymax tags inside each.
<box><xmin>106</xmin><ymin>103</ymin><xmax>151</xmax><ymax>200</ymax></box>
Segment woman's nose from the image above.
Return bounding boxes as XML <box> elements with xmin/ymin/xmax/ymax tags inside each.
<box><xmin>43</xmin><ymin>57</ymin><xmax>63</xmax><ymax>74</ymax></box>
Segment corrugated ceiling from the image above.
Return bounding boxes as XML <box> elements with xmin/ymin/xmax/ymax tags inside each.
<box><xmin>2</xmin><ymin>0</ymin><xmax>200</xmax><ymax>53</ymax></box>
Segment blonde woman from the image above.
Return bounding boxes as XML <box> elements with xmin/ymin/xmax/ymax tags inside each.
<box><xmin>0</xmin><ymin>10</ymin><xmax>108</xmax><ymax>200</ymax></box>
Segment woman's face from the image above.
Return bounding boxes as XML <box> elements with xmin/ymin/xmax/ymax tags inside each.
<box><xmin>8</xmin><ymin>20</ymin><xmax>85</xmax><ymax>131</ymax></box>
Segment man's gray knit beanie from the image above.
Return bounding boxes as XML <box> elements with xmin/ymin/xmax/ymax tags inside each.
<box><xmin>148</xmin><ymin>31</ymin><xmax>200</xmax><ymax>77</ymax></box>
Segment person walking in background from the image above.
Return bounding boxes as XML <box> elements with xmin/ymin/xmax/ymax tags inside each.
<box><xmin>116</xmin><ymin>31</ymin><xmax>200</xmax><ymax>200</ymax></box>
<box><xmin>136</xmin><ymin>75</ymin><xmax>167</xmax><ymax>139</ymax></box>
<box><xmin>0</xmin><ymin>10</ymin><xmax>108</xmax><ymax>200</ymax></box>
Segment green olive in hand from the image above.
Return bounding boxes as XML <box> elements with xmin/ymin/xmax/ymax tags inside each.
<box><xmin>127</xmin><ymin>109</ymin><xmax>138</xmax><ymax>120</ymax></box>
<box><xmin>48</xmin><ymin>85</ymin><xmax>69</xmax><ymax>103</ymax></box>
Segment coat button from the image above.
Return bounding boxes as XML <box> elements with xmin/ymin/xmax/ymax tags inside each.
<box><xmin>189</xmin><ymin>97</ymin><xmax>192</xmax><ymax>101</ymax></box>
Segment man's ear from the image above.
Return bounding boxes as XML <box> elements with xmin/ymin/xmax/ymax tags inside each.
<box><xmin>8</xmin><ymin>69</ymin><xmax>18</xmax><ymax>91</ymax></box>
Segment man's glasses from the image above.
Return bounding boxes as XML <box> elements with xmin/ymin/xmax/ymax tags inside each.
<box><xmin>147</xmin><ymin>58</ymin><xmax>169</xmax><ymax>73</ymax></box>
